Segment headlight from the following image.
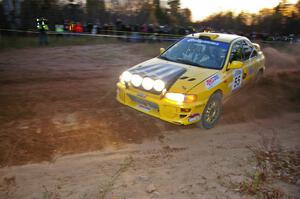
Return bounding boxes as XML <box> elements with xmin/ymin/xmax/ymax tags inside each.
<box><xmin>165</xmin><ymin>93</ymin><xmax>185</xmax><ymax>103</ymax></box>
<box><xmin>153</xmin><ymin>80</ymin><xmax>165</xmax><ymax>92</ymax></box>
<box><xmin>120</xmin><ymin>71</ymin><xmax>132</xmax><ymax>83</ymax></box>
<box><xmin>142</xmin><ymin>77</ymin><xmax>154</xmax><ymax>90</ymax></box>
<box><xmin>165</xmin><ymin>93</ymin><xmax>197</xmax><ymax>103</ymax></box>
<box><xmin>131</xmin><ymin>74</ymin><xmax>143</xmax><ymax>87</ymax></box>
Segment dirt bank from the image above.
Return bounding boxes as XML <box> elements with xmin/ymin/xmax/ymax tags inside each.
<box><xmin>0</xmin><ymin>43</ymin><xmax>177</xmax><ymax>167</ymax></box>
<box><xmin>0</xmin><ymin>114</ymin><xmax>299</xmax><ymax>199</ymax></box>
<box><xmin>0</xmin><ymin>44</ymin><xmax>300</xmax><ymax>167</ymax></box>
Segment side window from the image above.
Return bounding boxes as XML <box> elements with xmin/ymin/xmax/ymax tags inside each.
<box><xmin>230</xmin><ymin>41</ymin><xmax>243</xmax><ymax>62</ymax></box>
<box><xmin>243</xmin><ymin>40</ymin><xmax>256</xmax><ymax>60</ymax></box>
<box><xmin>250</xmin><ymin>49</ymin><xmax>258</xmax><ymax>58</ymax></box>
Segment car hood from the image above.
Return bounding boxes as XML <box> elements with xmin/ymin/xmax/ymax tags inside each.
<box><xmin>129</xmin><ymin>58</ymin><xmax>219</xmax><ymax>93</ymax></box>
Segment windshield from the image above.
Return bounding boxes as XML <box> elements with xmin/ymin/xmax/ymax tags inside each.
<box><xmin>159</xmin><ymin>37</ymin><xmax>230</xmax><ymax>69</ymax></box>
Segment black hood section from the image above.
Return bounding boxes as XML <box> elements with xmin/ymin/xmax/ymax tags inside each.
<box><xmin>128</xmin><ymin>63</ymin><xmax>186</xmax><ymax>93</ymax></box>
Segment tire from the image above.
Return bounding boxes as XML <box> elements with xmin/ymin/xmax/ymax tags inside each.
<box><xmin>199</xmin><ymin>92</ymin><xmax>223</xmax><ymax>129</ymax></box>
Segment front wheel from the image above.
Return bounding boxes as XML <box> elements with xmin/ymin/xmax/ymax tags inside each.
<box><xmin>199</xmin><ymin>92</ymin><xmax>222</xmax><ymax>129</ymax></box>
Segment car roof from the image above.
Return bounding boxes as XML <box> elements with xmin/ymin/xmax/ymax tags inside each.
<box><xmin>186</xmin><ymin>32</ymin><xmax>244</xmax><ymax>43</ymax></box>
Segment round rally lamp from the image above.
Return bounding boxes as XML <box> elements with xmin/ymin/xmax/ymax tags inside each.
<box><xmin>131</xmin><ymin>74</ymin><xmax>143</xmax><ymax>87</ymax></box>
<box><xmin>142</xmin><ymin>77</ymin><xmax>154</xmax><ymax>90</ymax></box>
<box><xmin>121</xmin><ymin>71</ymin><xmax>132</xmax><ymax>82</ymax></box>
<box><xmin>153</xmin><ymin>80</ymin><xmax>165</xmax><ymax>92</ymax></box>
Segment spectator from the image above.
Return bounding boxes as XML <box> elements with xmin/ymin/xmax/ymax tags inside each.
<box><xmin>36</xmin><ymin>17</ymin><xmax>49</xmax><ymax>45</ymax></box>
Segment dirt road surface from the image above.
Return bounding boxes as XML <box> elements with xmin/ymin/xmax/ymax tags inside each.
<box><xmin>0</xmin><ymin>43</ymin><xmax>299</xmax><ymax>198</ymax></box>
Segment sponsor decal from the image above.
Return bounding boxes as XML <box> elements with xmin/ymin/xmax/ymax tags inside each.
<box><xmin>205</xmin><ymin>74</ymin><xmax>221</xmax><ymax>89</ymax></box>
<box><xmin>249</xmin><ymin>66</ymin><xmax>253</xmax><ymax>75</ymax></box>
<box><xmin>232</xmin><ymin>69</ymin><xmax>243</xmax><ymax>91</ymax></box>
<box><xmin>186</xmin><ymin>38</ymin><xmax>229</xmax><ymax>49</ymax></box>
<box><xmin>137</xmin><ymin>104</ymin><xmax>151</xmax><ymax>112</ymax></box>
<box><xmin>188</xmin><ymin>114</ymin><xmax>201</xmax><ymax>123</ymax></box>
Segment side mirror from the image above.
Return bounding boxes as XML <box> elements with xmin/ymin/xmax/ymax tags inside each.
<box><xmin>228</xmin><ymin>61</ymin><xmax>244</xmax><ymax>69</ymax></box>
<box><xmin>160</xmin><ymin>48</ymin><xmax>165</xmax><ymax>54</ymax></box>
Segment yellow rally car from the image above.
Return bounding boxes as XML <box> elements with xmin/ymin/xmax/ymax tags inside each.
<box><xmin>116</xmin><ymin>32</ymin><xmax>265</xmax><ymax>129</ymax></box>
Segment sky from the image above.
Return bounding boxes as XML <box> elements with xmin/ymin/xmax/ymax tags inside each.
<box><xmin>179</xmin><ymin>0</ymin><xmax>299</xmax><ymax>21</ymax></box>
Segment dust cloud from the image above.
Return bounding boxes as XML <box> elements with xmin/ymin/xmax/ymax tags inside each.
<box><xmin>222</xmin><ymin>45</ymin><xmax>300</xmax><ymax>124</ymax></box>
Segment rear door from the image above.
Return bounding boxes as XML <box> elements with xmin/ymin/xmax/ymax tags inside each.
<box><xmin>241</xmin><ymin>40</ymin><xmax>259</xmax><ymax>81</ymax></box>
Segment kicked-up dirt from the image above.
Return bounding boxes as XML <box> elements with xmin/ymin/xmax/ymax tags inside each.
<box><xmin>0</xmin><ymin>43</ymin><xmax>179</xmax><ymax>167</ymax></box>
<box><xmin>0</xmin><ymin>42</ymin><xmax>299</xmax><ymax>198</ymax></box>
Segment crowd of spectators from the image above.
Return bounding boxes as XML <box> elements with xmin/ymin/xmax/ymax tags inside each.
<box><xmin>54</xmin><ymin>20</ymin><xmax>299</xmax><ymax>43</ymax></box>
<box><xmin>53</xmin><ymin>19</ymin><xmax>196</xmax><ymax>42</ymax></box>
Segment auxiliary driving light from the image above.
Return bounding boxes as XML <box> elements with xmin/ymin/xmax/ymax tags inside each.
<box><xmin>142</xmin><ymin>77</ymin><xmax>154</xmax><ymax>90</ymax></box>
<box><xmin>120</xmin><ymin>71</ymin><xmax>132</xmax><ymax>83</ymax></box>
<box><xmin>131</xmin><ymin>74</ymin><xmax>143</xmax><ymax>87</ymax></box>
<box><xmin>153</xmin><ymin>80</ymin><xmax>165</xmax><ymax>92</ymax></box>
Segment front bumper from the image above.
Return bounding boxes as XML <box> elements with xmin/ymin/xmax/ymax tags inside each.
<box><xmin>116</xmin><ymin>83</ymin><xmax>207</xmax><ymax>125</ymax></box>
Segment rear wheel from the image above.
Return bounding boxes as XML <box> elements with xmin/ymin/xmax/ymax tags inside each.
<box><xmin>199</xmin><ymin>92</ymin><xmax>222</xmax><ymax>129</ymax></box>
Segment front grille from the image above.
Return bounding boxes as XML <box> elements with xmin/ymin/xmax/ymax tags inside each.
<box><xmin>128</xmin><ymin>94</ymin><xmax>159</xmax><ymax>111</ymax></box>
<box><xmin>130</xmin><ymin>84</ymin><xmax>161</xmax><ymax>95</ymax></box>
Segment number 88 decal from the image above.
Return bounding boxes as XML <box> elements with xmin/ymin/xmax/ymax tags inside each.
<box><xmin>232</xmin><ymin>69</ymin><xmax>243</xmax><ymax>90</ymax></box>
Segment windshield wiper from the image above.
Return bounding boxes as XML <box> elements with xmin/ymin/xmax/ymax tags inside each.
<box><xmin>175</xmin><ymin>58</ymin><xmax>202</xmax><ymax>67</ymax></box>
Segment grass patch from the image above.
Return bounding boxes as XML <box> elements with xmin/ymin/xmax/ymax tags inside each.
<box><xmin>235</xmin><ymin>134</ymin><xmax>300</xmax><ymax>198</ymax></box>
<box><xmin>0</xmin><ymin>34</ymin><xmax>174</xmax><ymax>52</ymax></box>
<box><xmin>98</xmin><ymin>156</ymin><xmax>134</xmax><ymax>199</ymax></box>
<box><xmin>0</xmin><ymin>34</ymin><xmax>120</xmax><ymax>51</ymax></box>
<box><xmin>42</xmin><ymin>185</ymin><xmax>61</xmax><ymax>199</ymax></box>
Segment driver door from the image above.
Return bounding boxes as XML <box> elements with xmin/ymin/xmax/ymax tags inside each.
<box><xmin>227</xmin><ymin>40</ymin><xmax>252</xmax><ymax>92</ymax></box>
